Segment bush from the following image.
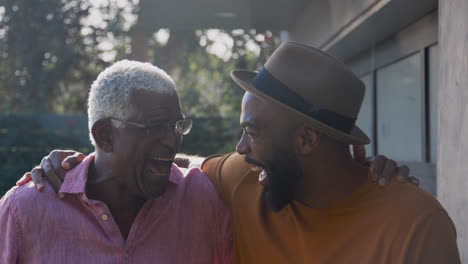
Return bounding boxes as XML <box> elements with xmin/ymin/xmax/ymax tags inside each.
<box><xmin>0</xmin><ymin>115</ymin><xmax>241</xmax><ymax>195</ymax></box>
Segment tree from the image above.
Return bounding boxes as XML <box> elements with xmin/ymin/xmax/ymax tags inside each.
<box><xmin>0</xmin><ymin>0</ymin><xmax>90</xmax><ymax>113</ymax></box>
<box><xmin>0</xmin><ymin>0</ymin><xmax>282</xmax><ymax>194</ymax></box>
<box><xmin>143</xmin><ymin>28</ymin><xmax>280</xmax><ymax>154</ymax></box>
<box><xmin>147</xmin><ymin>28</ymin><xmax>281</xmax><ymax>119</ymax></box>
<box><xmin>0</xmin><ymin>0</ymin><xmax>139</xmax><ymax>114</ymax></box>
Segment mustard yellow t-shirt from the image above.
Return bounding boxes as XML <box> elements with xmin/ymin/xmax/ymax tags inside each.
<box><xmin>202</xmin><ymin>153</ymin><xmax>460</xmax><ymax>264</ymax></box>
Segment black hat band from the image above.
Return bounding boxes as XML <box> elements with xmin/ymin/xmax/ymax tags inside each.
<box><xmin>251</xmin><ymin>67</ymin><xmax>356</xmax><ymax>134</ymax></box>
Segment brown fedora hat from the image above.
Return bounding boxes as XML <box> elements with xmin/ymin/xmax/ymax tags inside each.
<box><xmin>230</xmin><ymin>42</ymin><xmax>370</xmax><ymax>145</ymax></box>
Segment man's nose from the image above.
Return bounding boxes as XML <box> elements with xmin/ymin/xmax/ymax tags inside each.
<box><xmin>236</xmin><ymin>133</ymin><xmax>251</xmax><ymax>155</ymax></box>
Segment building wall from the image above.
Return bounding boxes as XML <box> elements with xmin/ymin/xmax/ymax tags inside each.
<box><xmin>292</xmin><ymin>8</ymin><xmax>439</xmax><ymax>195</ymax></box>
<box><xmin>438</xmin><ymin>0</ymin><xmax>468</xmax><ymax>261</ymax></box>
<box><xmin>287</xmin><ymin>0</ymin><xmax>466</xmax><ymax>258</ymax></box>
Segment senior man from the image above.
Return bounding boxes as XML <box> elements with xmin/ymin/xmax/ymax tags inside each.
<box><xmin>0</xmin><ymin>61</ymin><xmax>231</xmax><ymax>263</ymax></box>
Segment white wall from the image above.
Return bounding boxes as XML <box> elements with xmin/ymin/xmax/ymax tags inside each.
<box><xmin>438</xmin><ymin>0</ymin><xmax>468</xmax><ymax>261</ymax></box>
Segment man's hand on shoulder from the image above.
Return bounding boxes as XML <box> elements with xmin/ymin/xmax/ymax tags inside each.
<box><xmin>351</xmin><ymin>145</ymin><xmax>419</xmax><ymax>187</ymax></box>
<box><xmin>16</xmin><ymin>150</ymin><xmax>86</xmax><ymax>195</ymax></box>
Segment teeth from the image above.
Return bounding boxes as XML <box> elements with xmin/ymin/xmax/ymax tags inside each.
<box><xmin>153</xmin><ymin>157</ymin><xmax>173</xmax><ymax>162</ymax></box>
<box><xmin>259</xmin><ymin>170</ymin><xmax>267</xmax><ymax>182</ymax></box>
<box><xmin>251</xmin><ymin>166</ymin><xmax>261</xmax><ymax>172</ymax></box>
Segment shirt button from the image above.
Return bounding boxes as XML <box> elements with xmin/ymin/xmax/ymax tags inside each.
<box><xmin>101</xmin><ymin>214</ymin><xmax>108</xmax><ymax>221</ymax></box>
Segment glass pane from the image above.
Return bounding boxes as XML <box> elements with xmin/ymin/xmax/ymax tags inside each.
<box><xmin>429</xmin><ymin>45</ymin><xmax>438</xmax><ymax>163</ymax></box>
<box><xmin>376</xmin><ymin>53</ymin><xmax>424</xmax><ymax>161</ymax></box>
<box><xmin>356</xmin><ymin>74</ymin><xmax>374</xmax><ymax>155</ymax></box>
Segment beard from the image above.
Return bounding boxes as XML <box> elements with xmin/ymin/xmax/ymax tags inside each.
<box><xmin>245</xmin><ymin>148</ymin><xmax>302</xmax><ymax>212</ymax></box>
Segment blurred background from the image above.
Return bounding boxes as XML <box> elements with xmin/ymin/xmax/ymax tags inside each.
<box><xmin>0</xmin><ymin>0</ymin><xmax>467</xmax><ymax>260</ymax></box>
<box><xmin>0</xmin><ymin>0</ymin><xmax>282</xmax><ymax>193</ymax></box>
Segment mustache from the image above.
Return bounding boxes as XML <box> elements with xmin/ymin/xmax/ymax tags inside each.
<box><xmin>148</xmin><ymin>148</ymin><xmax>177</xmax><ymax>159</ymax></box>
<box><xmin>244</xmin><ymin>157</ymin><xmax>266</xmax><ymax>168</ymax></box>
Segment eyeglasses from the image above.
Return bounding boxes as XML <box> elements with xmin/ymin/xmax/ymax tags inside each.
<box><xmin>109</xmin><ymin>117</ymin><xmax>192</xmax><ymax>138</ymax></box>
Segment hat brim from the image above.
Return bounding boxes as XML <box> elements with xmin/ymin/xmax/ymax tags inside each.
<box><xmin>231</xmin><ymin>69</ymin><xmax>371</xmax><ymax>145</ymax></box>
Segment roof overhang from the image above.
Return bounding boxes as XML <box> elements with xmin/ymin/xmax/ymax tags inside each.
<box><xmin>326</xmin><ymin>0</ymin><xmax>438</xmax><ymax>61</ymax></box>
<box><xmin>138</xmin><ymin>0</ymin><xmax>308</xmax><ymax>31</ymax></box>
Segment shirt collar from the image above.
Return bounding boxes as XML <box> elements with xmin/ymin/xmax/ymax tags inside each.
<box><xmin>59</xmin><ymin>153</ymin><xmax>184</xmax><ymax>194</ymax></box>
<box><xmin>59</xmin><ymin>154</ymin><xmax>95</xmax><ymax>194</ymax></box>
<box><xmin>168</xmin><ymin>163</ymin><xmax>184</xmax><ymax>185</ymax></box>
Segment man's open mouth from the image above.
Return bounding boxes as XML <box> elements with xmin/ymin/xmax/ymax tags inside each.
<box><xmin>258</xmin><ymin>169</ymin><xmax>268</xmax><ymax>185</ymax></box>
<box><xmin>244</xmin><ymin>157</ymin><xmax>268</xmax><ymax>185</ymax></box>
<box><xmin>249</xmin><ymin>165</ymin><xmax>268</xmax><ymax>185</ymax></box>
<box><xmin>245</xmin><ymin>157</ymin><xmax>268</xmax><ymax>185</ymax></box>
<box><xmin>145</xmin><ymin>157</ymin><xmax>174</xmax><ymax>177</ymax></box>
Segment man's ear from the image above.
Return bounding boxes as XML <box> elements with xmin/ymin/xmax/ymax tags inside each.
<box><xmin>294</xmin><ymin>125</ymin><xmax>320</xmax><ymax>155</ymax></box>
<box><xmin>91</xmin><ymin>119</ymin><xmax>114</xmax><ymax>152</ymax></box>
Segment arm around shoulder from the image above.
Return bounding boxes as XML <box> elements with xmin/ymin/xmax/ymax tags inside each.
<box><xmin>202</xmin><ymin>152</ymin><xmax>253</xmax><ymax>208</ymax></box>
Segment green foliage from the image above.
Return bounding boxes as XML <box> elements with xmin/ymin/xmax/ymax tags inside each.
<box><xmin>180</xmin><ymin>117</ymin><xmax>242</xmax><ymax>156</ymax></box>
<box><xmin>0</xmin><ymin>0</ymin><xmax>138</xmax><ymax>114</ymax></box>
<box><xmin>148</xmin><ymin>29</ymin><xmax>280</xmax><ymax>120</ymax></box>
<box><xmin>0</xmin><ymin>0</ymin><xmax>281</xmax><ymax>194</ymax></box>
<box><xmin>0</xmin><ymin>115</ymin><xmax>238</xmax><ymax>195</ymax></box>
<box><xmin>0</xmin><ymin>0</ymin><xmax>93</xmax><ymax>113</ymax></box>
<box><xmin>0</xmin><ymin>115</ymin><xmax>93</xmax><ymax>195</ymax></box>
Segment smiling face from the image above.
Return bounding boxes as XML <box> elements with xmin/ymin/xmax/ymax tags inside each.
<box><xmin>110</xmin><ymin>89</ymin><xmax>183</xmax><ymax>199</ymax></box>
<box><xmin>236</xmin><ymin>92</ymin><xmax>303</xmax><ymax>211</ymax></box>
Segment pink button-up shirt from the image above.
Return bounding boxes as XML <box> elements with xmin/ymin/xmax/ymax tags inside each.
<box><xmin>0</xmin><ymin>155</ymin><xmax>232</xmax><ymax>263</ymax></box>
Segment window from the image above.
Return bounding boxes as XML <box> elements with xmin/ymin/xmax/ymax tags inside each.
<box><xmin>345</xmin><ymin>11</ymin><xmax>438</xmax><ymax>195</ymax></box>
<box><xmin>428</xmin><ymin>44</ymin><xmax>439</xmax><ymax>163</ymax></box>
<box><xmin>356</xmin><ymin>74</ymin><xmax>374</xmax><ymax>155</ymax></box>
<box><xmin>376</xmin><ymin>53</ymin><xmax>424</xmax><ymax>161</ymax></box>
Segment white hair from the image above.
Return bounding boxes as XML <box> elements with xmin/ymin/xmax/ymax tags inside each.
<box><xmin>87</xmin><ymin>60</ymin><xmax>177</xmax><ymax>145</ymax></box>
